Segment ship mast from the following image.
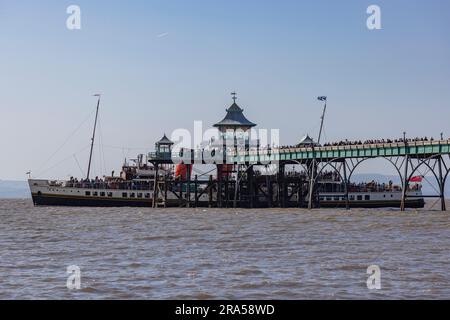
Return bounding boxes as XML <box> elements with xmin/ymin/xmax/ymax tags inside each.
<box><xmin>86</xmin><ymin>94</ymin><xmax>101</xmax><ymax>180</ymax></box>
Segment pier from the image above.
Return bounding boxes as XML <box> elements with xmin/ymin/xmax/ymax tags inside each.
<box><xmin>148</xmin><ymin>96</ymin><xmax>450</xmax><ymax>211</ymax></box>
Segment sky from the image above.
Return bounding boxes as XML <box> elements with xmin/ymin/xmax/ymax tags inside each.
<box><xmin>1</xmin><ymin>0</ymin><xmax>450</xmax><ymax>180</ymax></box>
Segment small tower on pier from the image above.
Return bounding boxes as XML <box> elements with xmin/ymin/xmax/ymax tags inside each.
<box><xmin>149</xmin><ymin>134</ymin><xmax>174</xmax><ymax>208</ymax></box>
<box><xmin>154</xmin><ymin>134</ymin><xmax>174</xmax><ymax>162</ymax></box>
<box><xmin>213</xmin><ymin>92</ymin><xmax>257</xmax><ymax>154</ymax></box>
<box><xmin>213</xmin><ymin>93</ymin><xmax>257</xmax><ymax>207</ymax></box>
<box><xmin>297</xmin><ymin>134</ymin><xmax>318</xmax><ymax>147</ymax></box>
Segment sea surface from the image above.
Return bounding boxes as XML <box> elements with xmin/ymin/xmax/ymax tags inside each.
<box><xmin>0</xmin><ymin>199</ymin><xmax>449</xmax><ymax>299</ymax></box>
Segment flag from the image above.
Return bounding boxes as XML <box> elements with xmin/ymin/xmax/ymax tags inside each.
<box><xmin>409</xmin><ymin>176</ymin><xmax>423</xmax><ymax>182</ymax></box>
<box><xmin>317</xmin><ymin>96</ymin><xmax>327</xmax><ymax>101</ymax></box>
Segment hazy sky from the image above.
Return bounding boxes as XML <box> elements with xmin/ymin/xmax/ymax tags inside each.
<box><xmin>1</xmin><ymin>0</ymin><xmax>450</xmax><ymax>180</ymax></box>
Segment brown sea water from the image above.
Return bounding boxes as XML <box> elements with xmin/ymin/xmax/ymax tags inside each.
<box><xmin>0</xmin><ymin>199</ymin><xmax>449</xmax><ymax>299</ymax></box>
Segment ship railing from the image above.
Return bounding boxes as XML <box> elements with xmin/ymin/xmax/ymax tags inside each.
<box><xmin>62</xmin><ymin>182</ymin><xmax>153</xmax><ymax>191</ymax></box>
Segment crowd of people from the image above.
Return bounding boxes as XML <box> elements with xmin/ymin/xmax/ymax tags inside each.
<box><xmin>274</xmin><ymin>136</ymin><xmax>446</xmax><ymax>150</ymax></box>
<box><xmin>315</xmin><ymin>170</ymin><xmax>340</xmax><ymax>181</ymax></box>
<box><xmin>347</xmin><ymin>181</ymin><xmax>396</xmax><ymax>193</ymax></box>
<box><xmin>64</xmin><ymin>176</ymin><xmax>152</xmax><ymax>190</ymax></box>
<box><xmin>321</xmin><ymin>136</ymin><xmax>444</xmax><ymax>147</ymax></box>
<box><xmin>284</xmin><ymin>170</ymin><xmax>341</xmax><ymax>182</ymax></box>
<box><xmin>283</xmin><ymin>171</ymin><xmax>422</xmax><ymax>192</ymax></box>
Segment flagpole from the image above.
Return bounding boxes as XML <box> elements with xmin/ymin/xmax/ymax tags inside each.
<box><xmin>317</xmin><ymin>97</ymin><xmax>327</xmax><ymax>145</ymax></box>
<box><xmin>308</xmin><ymin>96</ymin><xmax>327</xmax><ymax>209</ymax></box>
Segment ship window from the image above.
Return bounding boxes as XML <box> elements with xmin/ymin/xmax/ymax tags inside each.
<box><xmin>137</xmin><ymin>193</ymin><xmax>143</xmax><ymax>198</ymax></box>
<box><xmin>391</xmin><ymin>194</ymin><xmax>393</xmax><ymax>198</ymax></box>
<box><xmin>85</xmin><ymin>191</ymin><xmax>91</xmax><ymax>196</ymax></box>
<box><xmin>100</xmin><ymin>192</ymin><xmax>105</xmax><ymax>197</ymax></box>
<box><xmin>334</xmin><ymin>197</ymin><xmax>340</xmax><ymax>201</ymax></box>
<box><xmin>326</xmin><ymin>197</ymin><xmax>332</xmax><ymax>201</ymax></box>
<box><xmin>365</xmin><ymin>195</ymin><xmax>370</xmax><ymax>201</ymax></box>
<box><xmin>122</xmin><ymin>193</ymin><xmax>128</xmax><ymax>198</ymax></box>
<box><xmin>349</xmin><ymin>195</ymin><xmax>355</xmax><ymax>200</ymax></box>
<box><xmin>383</xmin><ymin>195</ymin><xmax>386</xmax><ymax>198</ymax></box>
<box><xmin>319</xmin><ymin>197</ymin><xmax>324</xmax><ymax>201</ymax></box>
<box><xmin>130</xmin><ymin>193</ymin><xmax>135</xmax><ymax>198</ymax></box>
<box><xmin>93</xmin><ymin>192</ymin><xmax>98</xmax><ymax>196</ymax></box>
<box><xmin>357</xmin><ymin>195</ymin><xmax>363</xmax><ymax>201</ymax></box>
<box><xmin>145</xmin><ymin>193</ymin><xmax>151</xmax><ymax>198</ymax></box>
<box><xmin>107</xmin><ymin>192</ymin><xmax>113</xmax><ymax>197</ymax></box>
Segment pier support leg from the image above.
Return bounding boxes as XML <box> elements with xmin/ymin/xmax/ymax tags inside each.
<box><xmin>248</xmin><ymin>166</ymin><xmax>254</xmax><ymax>208</ymax></box>
<box><xmin>266</xmin><ymin>175</ymin><xmax>273</xmax><ymax>208</ymax></box>
<box><xmin>225</xmin><ymin>175</ymin><xmax>229</xmax><ymax>208</ymax></box>
<box><xmin>179</xmin><ymin>180</ymin><xmax>183</xmax><ymax>207</ymax></box>
<box><xmin>308</xmin><ymin>160</ymin><xmax>316</xmax><ymax>209</ymax></box>
<box><xmin>254</xmin><ymin>177</ymin><xmax>259</xmax><ymax>208</ymax></box>
<box><xmin>164</xmin><ymin>177</ymin><xmax>168</xmax><ymax>208</ymax></box>
<box><xmin>152</xmin><ymin>166</ymin><xmax>159</xmax><ymax>208</ymax></box>
<box><xmin>343</xmin><ymin>160</ymin><xmax>350</xmax><ymax>210</ymax></box>
<box><xmin>217</xmin><ymin>165</ymin><xmax>223</xmax><ymax>208</ymax></box>
<box><xmin>400</xmin><ymin>155</ymin><xmax>409</xmax><ymax>211</ymax></box>
<box><xmin>186</xmin><ymin>165</ymin><xmax>191</xmax><ymax>208</ymax></box>
<box><xmin>278</xmin><ymin>163</ymin><xmax>286</xmax><ymax>208</ymax></box>
<box><xmin>208</xmin><ymin>175</ymin><xmax>213</xmax><ymax>208</ymax></box>
<box><xmin>233</xmin><ymin>165</ymin><xmax>239</xmax><ymax>208</ymax></box>
<box><xmin>438</xmin><ymin>156</ymin><xmax>447</xmax><ymax>211</ymax></box>
<box><xmin>194</xmin><ymin>174</ymin><xmax>198</xmax><ymax>208</ymax></box>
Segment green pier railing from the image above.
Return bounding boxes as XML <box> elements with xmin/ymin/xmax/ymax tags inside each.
<box><xmin>228</xmin><ymin>140</ymin><xmax>450</xmax><ymax>164</ymax></box>
<box><xmin>149</xmin><ymin>141</ymin><xmax>450</xmax><ymax>164</ymax></box>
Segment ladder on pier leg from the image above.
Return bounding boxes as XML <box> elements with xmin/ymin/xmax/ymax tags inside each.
<box><xmin>154</xmin><ymin>179</ymin><xmax>167</xmax><ymax>208</ymax></box>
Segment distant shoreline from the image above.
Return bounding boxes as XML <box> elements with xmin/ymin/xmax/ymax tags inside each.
<box><xmin>0</xmin><ymin>180</ymin><xmax>30</xmax><ymax>199</ymax></box>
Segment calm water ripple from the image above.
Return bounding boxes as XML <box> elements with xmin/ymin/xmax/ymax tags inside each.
<box><xmin>0</xmin><ymin>199</ymin><xmax>449</xmax><ymax>299</ymax></box>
